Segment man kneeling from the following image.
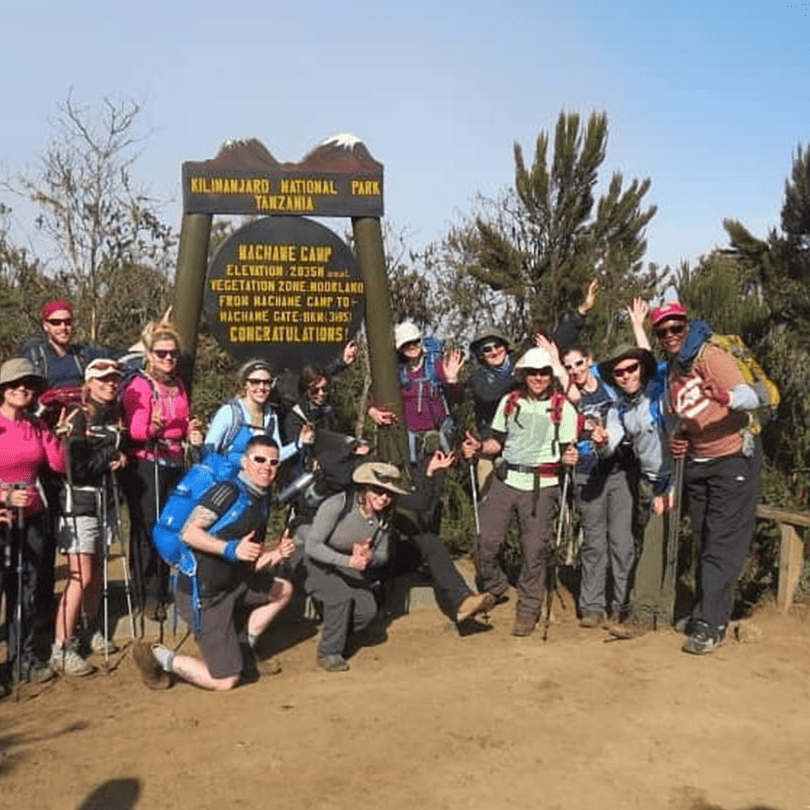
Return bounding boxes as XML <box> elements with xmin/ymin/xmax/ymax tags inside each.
<box><xmin>133</xmin><ymin>436</ymin><xmax>294</xmax><ymax>690</ymax></box>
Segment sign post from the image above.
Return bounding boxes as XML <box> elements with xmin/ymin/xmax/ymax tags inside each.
<box><xmin>173</xmin><ymin>135</ymin><xmax>406</xmax><ymax>458</ymax></box>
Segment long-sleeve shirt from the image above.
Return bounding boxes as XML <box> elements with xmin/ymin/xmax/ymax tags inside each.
<box><xmin>399</xmin><ymin>358</ymin><xmax>462</xmax><ymax>433</ymax></box>
<box><xmin>122</xmin><ymin>372</ymin><xmax>190</xmax><ymax>465</ymax></box>
<box><xmin>667</xmin><ymin>346</ymin><xmax>754</xmax><ymax>459</ymax></box>
<box><xmin>304</xmin><ymin>491</ymin><xmax>390</xmax><ymax>578</ymax></box>
<box><xmin>204</xmin><ymin>398</ymin><xmax>299</xmax><ymax>466</ymax></box>
<box><xmin>0</xmin><ymin>411</ymin><xmax>66</xmax><ymax>517</ymax></box>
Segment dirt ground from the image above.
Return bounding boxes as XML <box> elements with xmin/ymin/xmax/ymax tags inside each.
<box><xmin>2</xmin><ymin>559</ymin><xmax>810</xmax><ymax>810</ymax></box>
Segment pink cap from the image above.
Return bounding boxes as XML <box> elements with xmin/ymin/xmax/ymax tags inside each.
<box><xmin>650</xmin><ymin>301</ymin><xmax>687</xmax><ymax>327</ymax></box>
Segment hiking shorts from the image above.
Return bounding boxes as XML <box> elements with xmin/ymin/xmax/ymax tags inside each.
<box><xmin>57</xmin><ymin>515</ymin><xmax>101</xmax><ymax>555</ymax></box>
<box><xmin>176</xmin><ymin>571</ymin><xmax>277</xmax><ymax>680</ymax></box>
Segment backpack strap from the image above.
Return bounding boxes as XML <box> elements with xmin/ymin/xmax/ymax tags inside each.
<box><xmin>219</xmin><ymin>400</ymin><xmax>245</xmax><ymax>454</ymax></box>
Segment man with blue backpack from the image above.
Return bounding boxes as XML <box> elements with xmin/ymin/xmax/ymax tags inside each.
<box><xmin>132</xmin><ymin>436</ymin><xmax>294</xmax><ymax>691</ymax></box>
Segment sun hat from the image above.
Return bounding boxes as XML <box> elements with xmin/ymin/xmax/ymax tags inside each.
<box><xmin>352</xmin><ymin>461</ymin><xmax>411</xmax><ymax>496</ymax></box>
<box><xmin>0</xmin><ymin>358</ymin><xmax>46</xmax><ymax>389</ymax></box>
<box><xmin>515</xmin><ymin>347</ymin><xmax>554</xmax><ymax>371</ymax></box>
<box><xmin>394</xmin><ymin>322</ymin><xmax>422</xmax><ymax>351</ymax></box>
<box><xmin>597</xmin><ymin>343</ymin><xmax>657</xmax><ymax>383</ymax></box>
<box><xmin>470</xmin><ymin>325</ymin><xmax>510</xmax><ymax>354</ymax></box>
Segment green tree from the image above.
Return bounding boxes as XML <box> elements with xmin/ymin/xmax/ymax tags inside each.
<box><xmin>1</xmin><ymin>91</ymin><xmax>175</xmax><ymax>341</ymax></box>
<box><xmin>466</xmin><ymin>110</ymin><xmax>659</xmax><ymax>352</ymax></box>
<box><xmin>716</xmin><ymin>143</ymin><xmax>810</xmax><ymax>504</ymax></box>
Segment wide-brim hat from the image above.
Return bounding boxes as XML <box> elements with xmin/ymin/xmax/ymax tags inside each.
<box><xmin>0</xmin><ymin>358</ymin><xmax>47</xmax><ymax>390</ymax></box>
<box><xmin>352</xmin><ymin>461</ymin><xmax>411</xmax><ymax>496</ymax></box>
<box><xmin>515</xmin><ymin>346</ymin><xmax>553</xmax><ymax>371</ymax></box>
<box><xmin>597</xmin><ymin>344</ymin><xmax>657</xmax><ymax>383</ymax></box>
<box><xmin>470</xmin><ymin>325</ymin><xmax>510</xmax><ymax>354</ymax></box>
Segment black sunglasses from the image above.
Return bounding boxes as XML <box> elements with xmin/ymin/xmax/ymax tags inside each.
<box><xmin>613</xmin><ymin>361</ymin><xmax>641</xmax><ymax>378</ymax></box>
<box><xmin>152</xmin><ymin>349</ymin><xmax>179</xmax><ymax>359</ymax></box>
<box><xmin>654</xmin><ymin>323</ymin><xmax>686</xmax><ymax>339</ymax></box>
<box><xmin>46</xmin><ymin>317</ymin><xmax>72</xmax><ymax>327</ymax></box>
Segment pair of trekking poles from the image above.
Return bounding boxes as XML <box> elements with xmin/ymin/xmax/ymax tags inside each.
<box><xmin>467</xmin><ymin>449</ymin><xmax>684</xmax><ymax>642</ymax></box>
<box><xmin>1</xmin><ymin>486</ymin><xmax>27</xmax><ymax>701</ymax></box>
<box><xmin>62</xmin><ymin>429</ymin><xmax>138</xmax><ymax>673</ymax></box>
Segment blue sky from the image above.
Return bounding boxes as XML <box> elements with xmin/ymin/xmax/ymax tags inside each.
<box><xmin>2</xmin><ymin>1</ymin><xmax>808</xmax><ymax>274</ymax></box>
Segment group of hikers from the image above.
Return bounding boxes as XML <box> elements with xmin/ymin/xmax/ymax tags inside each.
<box><xmin>0</xmin><ymin>280</ymin><xmax>770</xmax><ymax>695</ymax></box>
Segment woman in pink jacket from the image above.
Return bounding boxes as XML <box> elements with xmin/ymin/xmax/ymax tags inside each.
<box><xmin>0</xmin><ymin>358</ymin><xmax>66</xmax><ymax>688</ymax></box>
<box><xmin>121</xmin><ymin>322</ymin><xmax>202</xmax><ymax>621</ymax></box>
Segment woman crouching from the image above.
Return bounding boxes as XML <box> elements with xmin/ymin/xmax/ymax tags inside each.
<box><xmin>303</xmin><ymin>461</ymin><xmax>409</xmax><ymax>672</ymax></box>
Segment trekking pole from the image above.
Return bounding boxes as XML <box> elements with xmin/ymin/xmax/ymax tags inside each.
<box><xmin>99</xmin><ymin>479</ymin><xmax>111</xmax><ymax>670</ymax></box>
<box><xmin>469</xmin><ymin>460</ymin><xmax>480</xmax><ymax>535</ymax></box>
<box><xmin>663</xmin><ymin>428</ymin><xmax>686</xmax><ymax>626</ymax></box>
<box><xmin>109</xmin><ymin>470</ymin><xmax>136</xmax><ymax>644</ymax></box>
<box><xmin>152</xmin><ymin>444</ymin><xmax>165</xmax><ymax>644</ymax></box>
<box><xmin>15</xmin><ymin>489</ymin><xmax>26</xmax><ymax>701</ymax></box>
<box><xmin>544</xmin><ymin>461</ymin><xmax>571</xmax><ymax>643</ymax></box>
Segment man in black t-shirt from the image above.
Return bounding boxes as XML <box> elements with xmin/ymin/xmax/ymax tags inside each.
<box><xmin>132</xmin><ymin>437</ymin><xmax>294</xmax><ymax>691</ymax></box>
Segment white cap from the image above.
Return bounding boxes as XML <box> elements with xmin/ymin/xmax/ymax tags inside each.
<box><xmin>394</xmin><ymin>321</ymin><xmax>422</xmax><ymax>351</ymax></box>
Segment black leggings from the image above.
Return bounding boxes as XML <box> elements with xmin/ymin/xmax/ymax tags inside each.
<box><xmin>121</xmin><ymin>458</ymin><xmax>181</xmax><ymax>606</ymax></box>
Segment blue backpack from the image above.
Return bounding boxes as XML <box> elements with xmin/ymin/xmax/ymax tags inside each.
<box><xmin>152</xmin><ymin>453</ymin><xmax>265</xmax><ymax>628</ymax></box>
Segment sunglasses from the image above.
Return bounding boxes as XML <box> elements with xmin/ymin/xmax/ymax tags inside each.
<box><xmin>479</xmin><ymin>341</ymin><xmax>504</xmax><ymax>354</ymax></box>
<box><xmin>152</xmin><ymin>349</ymin><xmax>179</xmax><ymax>360</ymax></box>
<box><xmin>46</xmin><ymin>317</ymin><xmax>72</xmax><ymax>327</ymax></box>
<box><xmin>310</xmin><ymin>384</ymin><xmax>328</xmax><ymax>393</ymax></box>
<box><xmin>524</xmin><ymin>367</ymin><xmax>553</xmax><ymax>376</ymax></box>
<box><xmin>613</xmin><ymin>361</ymin><xmax>641</xmax><ymax>378</ymax></box>
<box><xmin>90</xmin><ymin>361</ymin><xmax>123</xmax><ymax>373</ymax></box>
<box><xmin>246</xmin><ymin>378</ymin><xmax>272</xmax><ymax>387</ymax></box>
<box><xmin>654</xmin><ymin>323</ymin><xmax>686</xmax><ymax>339</ymax></box>
<box><xmin>94</xmin><ymin>374</ymin><xmax>120</xmax><ymax>384</ymax></box>
<box><xmin>249</xmin><ymin>455</ymin><xmax>280</xmax><ymax>467</ymax></box>
<box><xmin>9</xmin><ymin>377</ymin><xmax>39</xmax><ymax>391</ymax></box>
<box><xmin>369</xmin><ymin>485</ymin><xmax>393</xmax><ymax>497</ymax></box>
<box><xmin>564</xmin><ymin>358</ymin><xmax>587</xmax><ymax>371</ymax></box>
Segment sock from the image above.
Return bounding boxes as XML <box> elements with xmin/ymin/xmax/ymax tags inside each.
<box><xmin>152</xmin><ymin>644</ymin><xmax>175</xmax><ymax>673</ymax></box>
<box><xmin>247</xmin><ymin>633</ymin><xmax>258</xmax><ymax>650</ymax></box>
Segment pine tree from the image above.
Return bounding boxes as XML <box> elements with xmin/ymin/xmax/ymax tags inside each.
<box><xmin>467</xmin><ymin>110</ymin><xmax>659</xmax><ymax>350</ymax></box>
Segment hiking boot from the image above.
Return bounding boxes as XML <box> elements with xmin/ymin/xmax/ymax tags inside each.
<box><xmin>456</xmin><ymin>592</ymin><xmax>497</xmax><ymax>624</ymax></box>
<box><xmin>14</xmin><ymin>659</ymin><xmax>56</xmax><ymax>685</ymax></box>
<box><xmin>675</xmin><ymin>616</ymin><xmax>694</xmax><ymax>635</ymax></box>
<box><xmin>317</xmin><ymin>653</ymin><xmax>349</xmax><ymax>672</ymax></box>
<box><xmin>682</xmin><ymin>620</ymin><xmax>726</xmax><ymax>655</ymax></box>
<box><xmin>608</xmin><ymin>615</ymin><xmax>655</xmax><ymax>640</ymax></box>
<box><xmin>132</xmin><ymin>642</ymin><xmax>171</xmax><ymax>689</ymax></box>
<box><xmin>579</xmin><ymin>610</ymin><xmax>605</xmax><ymax>629</ymax></box>
<box><xmin>51</xmin><ymin>640</ymin><xmax>95</xmax><ymax>677</ymax></box>
<box><xmin>511</xmin><ymin>615</ymin><xmax>536</xmax><ymax>637</ymax></box>
<box><xmin>89</xmin><ymin>630</ymin><xmax>118</xmax><ymax>656</ymax></box>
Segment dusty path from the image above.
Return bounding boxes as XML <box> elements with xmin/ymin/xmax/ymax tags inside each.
<box><xmin>2</xmin><ymin>580</ymin><xmax>809</xmax><ymax>810</ymax></box>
